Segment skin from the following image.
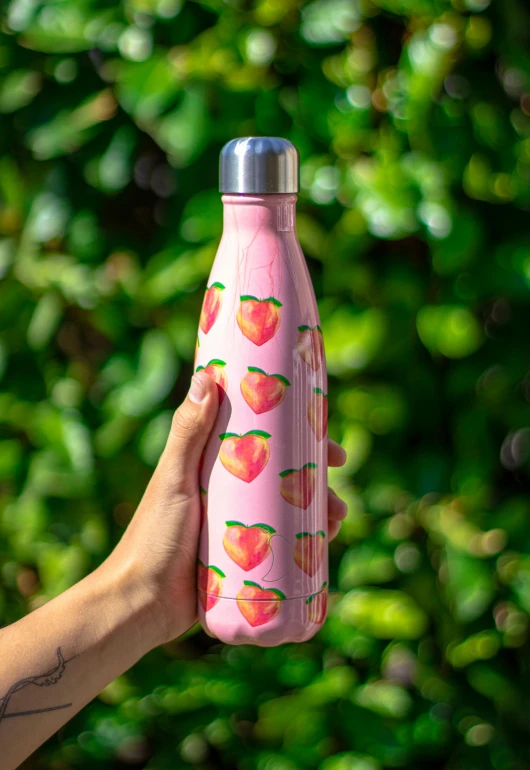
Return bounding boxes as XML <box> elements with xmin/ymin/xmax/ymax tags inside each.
<box><xmin>0</xmin><ymin>371</ymin><xmax>348</xmax><ymax>769</ymax></box>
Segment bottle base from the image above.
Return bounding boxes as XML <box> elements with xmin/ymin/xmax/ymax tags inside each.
<box><xmin>198</xmin><ymin>592</ymin><xmax>327</xmax><ymax>646</ymax></box>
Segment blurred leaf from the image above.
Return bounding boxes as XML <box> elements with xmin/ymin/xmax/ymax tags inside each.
<box><xmin>112</xmin><ymin>329</ymin><xmax>179</xmax><ymax>417</ymax></box>
<box><xmin>26</xmin><ymin>90</ymin><xmax>117</xmax><ymax>159</ymax></box>
<box><xmin>2</xmin><ymin>1</ymin><xmax>530</xmax><ymax>768</ymax></box>
<box><xmin>138</xmin><ymin>410</ymin><xmax>172</xmax><ymax>465</ymax></box>
<box><xmin>84</xmin><ymin>126</ymin><xmax>137</xmax><ymax>192</ymax></box>
<box><xmin>416</xmin><ymin>305</ymin><xmax>484</xmax><ymax>359</ymax></box>
<box><xmin>153</xmin><ymin>86</ymin><xmax>210</xmax><ymax>166</ymax></box>
<box><xmin>339</xmin><ymin>589</ymin><xmax>428</xmax><ymax>639</ymax></box>
<box><xmin>27</xmin><ymin>291</ymin><xmax>62</xmax><ymax>350</ymax></box>
<box><xmin>0</xmin><ymin>69</ymin><xmax>41</xmax><ymax>112</ymax></box>
<box><xmin>355</xmin><ymin>681</ymin><xmax>413</xmax><ymax>719</ymax></box>
<box><xmin>115</xmin><ymin>54</ymin><xmax>180</xmax><ymax>121</ymax></box>
<box><xmin>323</xmin><ymin>307</ymin><xmax>387</xmax><ymax>374</ymax></box>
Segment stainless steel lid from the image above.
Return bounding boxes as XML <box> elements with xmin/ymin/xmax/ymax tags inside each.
<box><xmin>219</xmin><ymin>136</ymin><xmax>299</xmax><ymax>194</ymax></box>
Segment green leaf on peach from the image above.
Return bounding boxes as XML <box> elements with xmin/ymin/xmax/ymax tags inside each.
<box><xmin>243</xmin><ymin>580</ymin><xmax>262</xmax><ymax>589</ymax></box>
<box><xmin>280</xmin><ymin>463</ymin><xmax>317</xmax><ymax>476</ymax></box>
<box><xmin>269</xmin><ymin>588</ymin><xmax>286</xmax><ymax>600</ymax></box>
<box><xmin>219</xmin><ymin>432</ymin><xmax>239</xmax><ymax>440</ymax></box>
<box><xmin>243</xmin><ymin>430</ymin><xmax>271</xmax><ymax>439</ymax></box>
<box><xmin>306</xmin><ymin>582</ymin><xmax>326</xmax><ymax>604</ymax></box>
<box><xmin>298</xmin><ymin>324</ymin><xmax>321</xmax><ymax>332</ymax></box>
<box><xmin>208</xmin><ymin>565</ymin><xmax>226</xmax><ymax>577</ymax></box>
<box><xmin>252</xmin><ymin>523</ymin><xmax>276</xmax><ymax>533</ymax></box>
<box><xmin>313</xmin><ymin>387</ymin><xmax>328</xmax><ymax>397</ymax></box>
<box><xmin>207</xmin><ymin>359</ymin><xmax>226</xmax><ymax>367</ymax></box>
<box><xmin>316</xmin><ymin>530</ymin><xmax>326</xmax><ymax>537</ymax></box>
<box><xmin>225</xmin><ymin>520</ymin><xmax>245</xmax><ymax>527</ymax></box>
<box><xmin>272</xmin><ymin>374</ymin><xmax>291</xmax><ymax>386</ymax></box>
<box><xmin>240</xmin><ymin>294</ymin><xmax>258</xmax><ymax>301</ymax></box>
<box><xmin>200</xmin><ymin>486</ymin><xmax>207</xmax><ymax>495</ymax></box>
<box><xmin>296</xmin><ymin>532</ymin><xmax>312</xmax><ymax>539</ymax></box>
<box><xmin>210</xmin><ymin>282</ymin><xmax>225</xmax><ymax>290</ymax></box>
<box><xmin>247</xmin><ymin>366</ymin><xmax>266</xmax><ymax>375</ymax></box>
<box><xmin>196</xmin><ymin>365</ymin><xmax>204</xmax><ymax>372</ymax></box>
<box><xmin>262</xmin><ymin>296</ymin><xmax>282</xmax><ymax>307</ymax></box>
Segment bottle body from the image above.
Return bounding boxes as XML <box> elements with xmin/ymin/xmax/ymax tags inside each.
<box><xmin>195</xmin><ymin>194</ymin><xmax>328</xmax><ymax>646</ymax></box>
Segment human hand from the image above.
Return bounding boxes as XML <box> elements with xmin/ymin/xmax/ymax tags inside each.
<box><xmin>101</xmin><ymin>371</ymin><xmax>348</xmax><ymax>648</ymax></box>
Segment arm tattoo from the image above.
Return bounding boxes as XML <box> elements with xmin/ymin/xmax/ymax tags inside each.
<box><xmin>0</xmin><ymin>647</ymin><xmax>73</xmax><ymax>727</ymax></box>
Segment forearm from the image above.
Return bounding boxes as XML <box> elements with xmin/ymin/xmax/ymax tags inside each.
<box><xmin>0</xmin><ymin>562</ymin><xmax>156</xmax><ymax>769</ymax></box>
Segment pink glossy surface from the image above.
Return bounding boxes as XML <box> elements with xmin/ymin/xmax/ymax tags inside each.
<box><xmin>198</xmin><ymin>592</ymin><xmax>328</xmax><ymax>646</ymax></box>
<box><xmin>196</xmin><ymin>194</ymin><xmax>328</xmax><ymax>646</ymax></box>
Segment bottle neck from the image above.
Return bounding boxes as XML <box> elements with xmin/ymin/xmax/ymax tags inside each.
<box><xmin>221</xmin><ymin>194</ymin><xmax>297</xmax><ymax>235</ymax></box>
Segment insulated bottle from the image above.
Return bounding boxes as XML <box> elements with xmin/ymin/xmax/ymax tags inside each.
<box><xmin>196</xmin><ymin>137</ymin><xmax>328</xmax><ymax>645</ymax></box>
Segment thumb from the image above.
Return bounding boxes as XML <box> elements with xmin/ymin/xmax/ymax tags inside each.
<box><xmin>158</xmin><ymin>370</ymin><xmax>219</xmax><ymax>498</ymax></box>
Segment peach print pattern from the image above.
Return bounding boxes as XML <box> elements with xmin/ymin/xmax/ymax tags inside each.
<box><xmin>196</xmin><ymin>193</ymin><xmax>328</xmax><ymax>643</ymax></box>
<box><xmin>240</xmin><ymin>367</ymin><xmax>290</xmax><ymax>414</ymax></box>
<box><xmin>223</xmin><ymin>522</ymin><xmax>275</xmax><ymax>571</ymax></box>
<box><xmin>200</xmin><ymin>282</ymin><xmax>225</xmax><ymax>334</ymax></box>
<box><xmin>195</xmin><ymin>359</ymin><xmax>227</xmax><ymax>404</ymax></box>
<box><xmin>237</xmin><ymin>296</ymin><xmax>282</xmax><ymax>346</ymax></box>
<box><xmin>218</xmin><ymin>430</ymin><xmax>271</xmax><ymax>483</ymax></box>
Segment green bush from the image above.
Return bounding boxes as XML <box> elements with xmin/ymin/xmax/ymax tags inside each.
<box><xmin>1</xmin><ymin>0</ymin><xmax>530</xmax><ymax>768</ymax></box>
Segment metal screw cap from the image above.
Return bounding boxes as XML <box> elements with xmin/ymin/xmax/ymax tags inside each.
<box><xmin>219</xmin><ymin>136</ymin><xmax>299</xmax><ymax>194</ymax></box>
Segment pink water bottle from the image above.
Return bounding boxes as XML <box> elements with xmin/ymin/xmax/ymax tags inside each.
<box><xmin>195</xmin><ymin>137</ymin><xmax>328</xmax><ymax>645</ymax></box>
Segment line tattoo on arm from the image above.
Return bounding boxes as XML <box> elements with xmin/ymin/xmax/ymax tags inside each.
<box><xmin>0</xmin><ymin>647</ymin><xmax>74</xmax><ymax>726</ymax></box>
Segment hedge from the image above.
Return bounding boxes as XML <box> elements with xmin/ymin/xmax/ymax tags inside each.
<box><xmin>1</xmin><ymin>0</ymin><xmax>530</xmax><ymax>768</ymax></box>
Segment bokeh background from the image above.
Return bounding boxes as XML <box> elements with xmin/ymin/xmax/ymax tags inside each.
<box><xmin>2</xmin><ymin>0</ymin><xmax>530</xmax><ymax>768</ymax></box>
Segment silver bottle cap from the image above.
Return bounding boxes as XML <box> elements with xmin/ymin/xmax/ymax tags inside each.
<box><xmin>219</xmin><ymin>136</ymin><xmax>299</xmax><ymax>194</ymax></box>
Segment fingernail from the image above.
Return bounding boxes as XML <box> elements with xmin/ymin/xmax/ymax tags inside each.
<box><xmin>189</xmin><ymin>373</ymin><xmax>207</xmax><ymax>403</ymax></box>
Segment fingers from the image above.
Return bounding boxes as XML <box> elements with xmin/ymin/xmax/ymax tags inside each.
<box><xmin>158</xmin><ymin>371</ymin><xmax>219</xmax><ymax>498</ymax></box>
<box><xmin>327</xmin><ymin>440</ymin><xmax>347</xmax><ymax>541</ymax></box>
<box><xmin>328</xmin><ymin>438</ymin><xmax>346</xmax><ymax>467</ymax></box>
<box><xmin>328</xmin><ymin>520</ymin><xmax>341</xmax><ymax>541</ymax></box>
<box><xmin>327</xmin><ymin>486</ymin><xmax>348</xmax><ymax>541</ymax></box>
<box><xmin>328</xmin><ymin>486</ymin><xmax>348</xmax><ymax>520</ymax></box>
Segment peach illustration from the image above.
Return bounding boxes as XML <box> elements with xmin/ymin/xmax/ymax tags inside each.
<box><xmin>200</xmin><ymin>282</ymin><xmax>225</xmax><ymax>334</ymax></box>
<box><xmin>297</xmin><ymin>325</ymin><xmax>324</xmax><ymax>371</ymax></box>
<box><xmin>236</xmin><ymin>581</ymin><xmax>285</xmax><ymax>627</ymax></box>
<box><xmin>197</xmin><ymin>560</ymin><xmax>225</xmax><ymax>612</ymax></box>
<box><xmin>308</xmin><ymin>387</ymin><xmax>328</xmax><ymax>442</ymax></box>
<box><xmin>196</xmin><ymin>359</ymin><xmax>227</xmax><ymax>404</ymax></box>
<box><xmin>223</xmin><ymin>521</ymin><xmax>275</xmax><ymax>571</ymax></box>
<box><xmin>279</xmin><ymin>462</ymin><xmax>317</xmax><ymax>509</ymax></box>
<box><xmin>240</xmin><ymin>367</ymin><xmax>290</xmax><ymax>414</ymax></box>
<box><xmin>200</xmin><ymin>486</ymin><xmax>207</xmax><ymax>529</ymax></box>
<box><xmin>219</xmin><ymin>430</ymin><xmax>271</xmax><ymax>483</ymax></box>
<box><xmin>306</xmin><ymin>582</ymin><xmax>328</xmax><ymax>624</ymax></box>
<box><xmin>237</xmin><ymin>295</ymin><xmax>282</xmax><ymax>346</ymax></box>
<box><xmin>294</xmin><ymin>530</ymin><xmax>326</xmax><ymax>577</ymax></box>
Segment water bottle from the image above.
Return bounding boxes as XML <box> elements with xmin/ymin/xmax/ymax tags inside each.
<box><xmin>196</xmin><ymin>137</ymin><xmax>328</xmax><ymax>645</ymax></box>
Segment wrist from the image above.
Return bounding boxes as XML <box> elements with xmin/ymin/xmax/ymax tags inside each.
<box><xmin>92</xmin><ymin>557</ymin><xmax>166</xmax><ymax>655</ymax></box>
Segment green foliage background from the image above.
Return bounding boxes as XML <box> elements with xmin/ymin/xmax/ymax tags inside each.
<box><xmin>2</xmin><ymin>0</ymin><xmax>530</xmax><ymax>768</ymax></box>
